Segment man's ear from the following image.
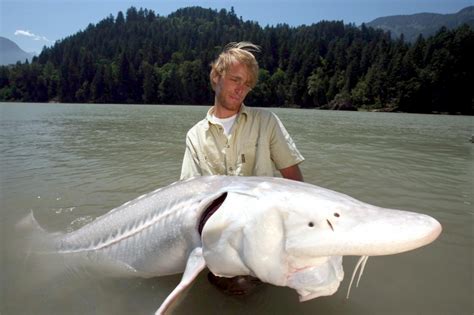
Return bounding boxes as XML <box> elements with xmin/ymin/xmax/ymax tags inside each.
<box><xmin>211</xmin><ymin>75</ymin><xmax>219</xmax><ymax>86</ymax></box>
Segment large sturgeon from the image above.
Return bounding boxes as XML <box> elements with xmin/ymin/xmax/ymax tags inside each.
<box><xmin>24</xmin><ymin>176</ymin><xmax>442</xmax><ymax>314</ymax></box>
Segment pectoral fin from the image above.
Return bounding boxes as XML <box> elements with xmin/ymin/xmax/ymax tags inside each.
<box><xmin>155</xmin><ymin>247</ymin><xmax>206</xmax><ymax>315</ymax></box>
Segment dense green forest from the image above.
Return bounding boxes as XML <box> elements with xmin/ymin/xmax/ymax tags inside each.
<box><xmin>0</xmin><ymin>6</ymin><xmax>472</xmax><ymax>114</ymax></box>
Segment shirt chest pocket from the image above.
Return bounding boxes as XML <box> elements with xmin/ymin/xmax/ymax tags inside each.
<box><xmin>236</xmin><ymin>138</ymin><xmax>258</xmax><ymax>175</ymax></box>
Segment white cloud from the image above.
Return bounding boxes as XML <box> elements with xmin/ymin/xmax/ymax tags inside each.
<box><xmin>14</xmin><ymin>30</ymin><xmax>35</xmax><ymax>37</ymax></box>
<box><xmin>14</xmin><ymin>30</ymin><xmax>53</xmax><ymax>43</ymax></box>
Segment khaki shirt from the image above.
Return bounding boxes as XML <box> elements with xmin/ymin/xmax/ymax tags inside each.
<box><xmin>180</xmin><ymin>105</ymin><xmax>304</xmax><ymax>179</ymax></box>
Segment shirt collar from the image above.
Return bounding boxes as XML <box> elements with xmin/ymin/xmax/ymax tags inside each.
<box><xmin>205</xmin><ymin>104</ymin><xmax>248</xmax><ymax>129</ymax></box>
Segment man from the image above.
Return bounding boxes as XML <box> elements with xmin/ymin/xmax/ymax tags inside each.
<box><xmin>180</xmin><ymin>41</ymin><xmax>304</xmax><ymax>181</ymax></box>
<box><xmin>180</xmin><ymin>42</ymin><xmax>304</xmax><ymax>294</ymax></box>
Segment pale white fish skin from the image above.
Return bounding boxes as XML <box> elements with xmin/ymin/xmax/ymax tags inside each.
<box><xmin>28</xmin><ymin>176</ymin><xmax>442</xmax><ymax>310</ymax></box>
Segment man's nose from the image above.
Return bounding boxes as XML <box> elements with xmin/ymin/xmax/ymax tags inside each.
<box><xmin>235</xmin><ymin>82</ymin><xmax>249</xmax><ymax>94</ymax></box>
<box><xmin>235</xmin><ymin>85</ymin><xmax>244</xmax><ymax>94</ymax></box>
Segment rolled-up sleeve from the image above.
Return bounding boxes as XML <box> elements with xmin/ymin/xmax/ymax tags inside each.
<box><xmin>269</xmin><ymin>113</ymin><xmax>305</xmax><ymax>170</ymax></box>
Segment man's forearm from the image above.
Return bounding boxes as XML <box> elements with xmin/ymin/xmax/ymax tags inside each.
<box><xmin>279</xmin><ymin>164</ymin><xmax>304</xmax><ymax>182</ymax></box>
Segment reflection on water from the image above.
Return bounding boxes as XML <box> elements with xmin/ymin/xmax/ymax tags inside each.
<box><xmin>1</xmin><ymin>103</ymin><xmax>472</xmax><ymax>314</ymax></box>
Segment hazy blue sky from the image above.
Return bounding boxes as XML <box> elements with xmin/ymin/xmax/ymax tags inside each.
<box><xmin>1</xmin><ymin>0</ymin><xmax>472</xmax><ymax>54</ymax></box>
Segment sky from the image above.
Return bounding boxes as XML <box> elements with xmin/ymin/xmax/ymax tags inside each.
<box><xmin>1</xmin><ymin>0</ymin><xmax>472</xmax><ymax>54</ymax></box>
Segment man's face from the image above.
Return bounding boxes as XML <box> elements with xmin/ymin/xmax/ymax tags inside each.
<box><xmin>213</xmin><ymin>62</ymin><xmax>252</xmax><ymax>118</ymax></box>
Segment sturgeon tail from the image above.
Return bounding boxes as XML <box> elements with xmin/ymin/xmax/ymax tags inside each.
<box><xmin>16</xmin><ymin>211</ymin><xmax>61</xmax><ymax>253</ymax></box>
<box><xmin>14</xmin><ymin>211</ymin><xmax>76</xmax><ymax>288</ymax></box>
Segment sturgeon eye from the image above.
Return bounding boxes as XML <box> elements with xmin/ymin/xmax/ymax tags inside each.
<box><xmin>308</xmin><ymin>222</ymin><xmax>314</xmax><ymax>227</ymax></box>
<box><xmin>334</xmin><ymin>213</ymin><xmax>340</xmax><ymax>217</ymax></box>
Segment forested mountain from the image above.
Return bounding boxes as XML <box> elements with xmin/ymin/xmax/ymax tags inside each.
<box><xmin>367</xmin><ymin>6</ymin><xmax>474</xmax><ymax>42</ymax></box>
<box><xmin>0</xmin><ymin>6</ymin><xmax>472</xmax><ymax>114</ymax></box>
<box><xmin>0</xmin><ymin>37</ymin><xmax>35</xmax><ymax>65</ymax></box>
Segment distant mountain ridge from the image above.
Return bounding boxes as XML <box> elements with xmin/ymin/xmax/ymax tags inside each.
<box><xmin>0</xmin><ymin>37</ymin><xmax>35</xmax><ymax>65</ymax></box>
<box><xmin>366</xmin><ymin>6</ymin><xmax>474</xmax><ymax>42</ymax></box>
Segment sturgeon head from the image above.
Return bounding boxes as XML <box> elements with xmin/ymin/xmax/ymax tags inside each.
<box><xmin>201</xmin><ymin>176</ymin><xmax>442</xmax><ymax>302</ymax></box>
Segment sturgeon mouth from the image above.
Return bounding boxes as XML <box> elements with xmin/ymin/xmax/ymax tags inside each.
<box><xmin>287</xmin><ymin>256</ymin><xmax>344</xmax><ymax>301</ymax></box>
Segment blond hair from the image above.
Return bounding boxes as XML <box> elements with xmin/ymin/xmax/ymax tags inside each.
<box><xmin>210</xmin><ymin>42</ymin><xmax>260</xmax><ymax>90</ymax></box>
